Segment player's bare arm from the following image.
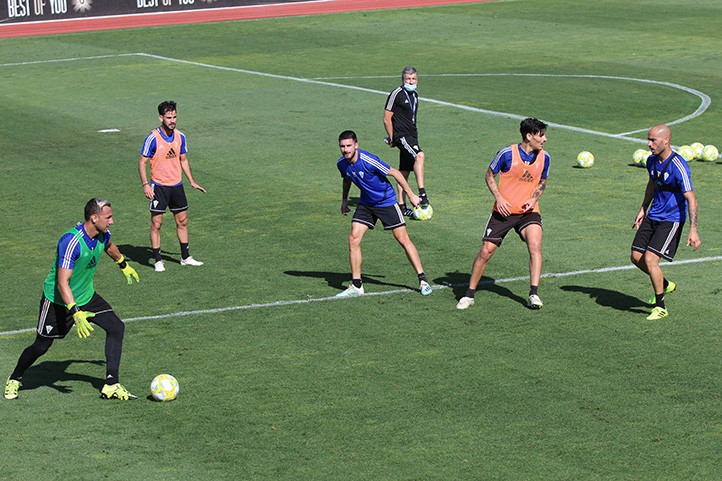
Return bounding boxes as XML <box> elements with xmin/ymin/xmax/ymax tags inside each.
<box><xmin>383</xmin><ymin>110</ymin><xmax>394</xmax><ymax>146</ymax></box>
<box><xmin>485</xmin><ymin>168</ymin><xmax>511</xmax><ymax>217</ymax></box>
<box><xmin>684</xmin><ymin>190</ymin><xmax>701</xmax><ymax>250</ymax></box>
<box><xmin>389</xmin><ymin>167</ymin><xmax>420</xmax><ymax>206</ymax></box>
<box><xmin>139</xmin><ymin>155</ymin><xmax>154</xmax><ymax>200</ymax></box>
<box><xmin>522</xmin><ymin>179</ymin><xmax>547</xmax><ymax>212</ymax></box>
<box><xmin>634</xmin><ymin>179</ymin><xmax>655</xmax><ymax>229</ymax></box>
<box><xmin>341</xmin><ymin>178</ymin><xmax>352</xmax><ymax>215</ymax></box>
<box><xmin>180</xmin><ymin>154</ymin><xmax>206</xmax><ymax>193</ymax></box>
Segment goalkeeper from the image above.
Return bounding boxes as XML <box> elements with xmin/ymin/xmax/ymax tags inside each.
<box><xmin>4</xmin><ymin>198</ymin><xmax>139</xmax><ymax>401</ymax></box>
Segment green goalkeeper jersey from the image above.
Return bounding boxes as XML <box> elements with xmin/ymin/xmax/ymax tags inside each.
<box><xmin>43</xmin><ymin>225</ymin><xmax>109</xmax><ymax>306</ymax></box>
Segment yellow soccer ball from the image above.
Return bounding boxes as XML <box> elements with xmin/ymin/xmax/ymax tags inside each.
<box><xmin>577</xmin><ymin>151</ymin><xmax>594</xmax><ymax>168</ymax></box>
<box><xmin>677</xmin><ymin>145</ymin><xmax>695</xmax><ymax>162</ymax></box>
<box><xmin>632</xmin><ymin>149</ymin><xmax>651</xmax><ymax>167</ymax></box>
<box><xmin>702</xmin><ymin>145</ymin><xmax>719</xmax><ymax>162</ymax></box>
<box><xmin>151</xmin><ymin>374</ymin><xmax>179</xmax><ymax>402</ymax></box>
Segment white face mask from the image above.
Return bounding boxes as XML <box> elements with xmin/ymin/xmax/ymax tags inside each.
<box><xmin>403</xmin><ymin>82</ymin><xmax>417</xmax><ymax>92</ymax></box>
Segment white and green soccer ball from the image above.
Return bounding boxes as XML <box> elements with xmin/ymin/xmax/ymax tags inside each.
<box><xmin>690</xmin><ymin>142</ymin><xmax>705</xmax><ymax>160</ymax></box>
<box><xmin>632</xmin><ymin>149</ymin><xmax>651</xmax><ymax>167</ymax></box>
<box><xmin>702</xmin><ymin>144</ymin><xmax>719</xmax><ymax>162</ymax></box>
<box><xmin>151</xmin><ymin>374</ymin><xmax>179</xmax><ymax>402</ymax></box>
<box><xmin>577</xmin><ymin>151</ymin><xmax>594</xmax><ymax>168</ymax></box>
<box><xmin>677</xmin><ymin>145</ymin><xmax>695</xmax><ymax>162</ymax></box>
<box><xmin>412</xmin><ymin>204</ymin><xmax>433</xmax><ymax>221</ymax></box>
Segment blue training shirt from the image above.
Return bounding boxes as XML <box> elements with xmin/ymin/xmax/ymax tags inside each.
<box><xmin>646</xmin><ymin>151</ymin><xmax>693</xmax><ymax>223</ymax></box>
<box><xmin>337</xmin><ymin>149</ymin><xmax>397</xmax><ymax>208</ymax></box>
<box><xmin>489</xmin><ymin>144</ymin><xmax>550</xmax><ymax>178</ymax></box>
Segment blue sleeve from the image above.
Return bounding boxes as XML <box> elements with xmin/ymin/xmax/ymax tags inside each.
<box><xmin>490</xmin><ymin>148</ymin><xmax>512</xmax><ymax>174</ymax></box>
<box><xmin>56</xmin><ymin>233</ymin><xmax>81</xmax><ymax>270</ymax></box>
<box><xmin>141</xmin><ymin>132</ymin><xmax>157</xmax><ymax>158</ymax></box>
<box><xmin>180</xmin><ymin>132</ymin><xmax>187</xmax><ymax>155</ymax></box>
<box><xmin>541</xmin><ymin>152</ymin><xmax>551</xmax><ymax>179</ymax></box>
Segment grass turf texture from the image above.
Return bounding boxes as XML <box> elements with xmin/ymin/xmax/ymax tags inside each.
<box><xmin>1</xmin><ymin>0</ymin><xmax>721</xmax><ymax>479</ymax></box>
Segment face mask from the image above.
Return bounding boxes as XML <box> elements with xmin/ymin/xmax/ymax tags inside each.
<box><xmin>403</xmin><ymin>83</ymin><xmax>417</xmax><ymax>92</ymax></box>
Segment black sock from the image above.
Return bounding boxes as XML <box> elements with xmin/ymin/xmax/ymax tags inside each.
<box><xmin>662</xmin><ymin>278</ymin><xmax>669</xmax><ymax>290</ymax></box>
<box><xmin>655</xmin><ymin>293</ymin><xmax>665</xmax><ymax>309</ymax></box>
<box><xmin>530</xmin><ymin>285</ymin><xmax>539</xmax><ymax>296</ymax></box>
<box><xmin>152</xmin><ymin>248</ymin><xmax>162</xmax><ymax>262</ymax></box>
<box><xmin>465</xmin><ymin>289</ymin><xmax>476</xmax><ymax>298</ymax></box>
<box><xmin>180</xmin><ymin>243</ymin><xmax>190</xmax><ymax>259</ymax></box>
<box><xmin>352</xmin><ymin>279</ymin><xmax>363</xmax><ymax>289</ymax></box>
<box><xmin>417</xmin><ymin>272</ymin><xmax>427</xmax><ymax>283</ymax></box>
<box><xmin>418</xmin><ymin>188</ymin><xmax>426</xmax><ymax>195</ymax></box>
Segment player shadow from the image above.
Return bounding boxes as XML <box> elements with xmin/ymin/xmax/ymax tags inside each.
<box><xmin>115</xmin><ymin>244</ymin><xmax>177</xmax><ymax>268</ymax></box>
<box><xmin>560</xmin><ymin>285</ymin><xmax>648</xmax><ymax>313</ymax></box>
<box><xmin>434</xmin><ymin>271</ymin><xmax>527</xmax><ymax>307</ymax></box>
<box><xmin>284</xmin><ymin>270</ymin><xmax>415</xmax><ymax>292</ymax></box>
<box><xmin>19</xmin><ymin>359</ymin><xmax>106</xmax><ymax>394</ymax></box>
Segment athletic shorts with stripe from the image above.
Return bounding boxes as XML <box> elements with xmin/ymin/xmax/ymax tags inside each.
<box><xmin>483</xmin><ymin>211</ymin><xmax>543</xmax><ymax>246</ymax></box>
<box><xmin>631</xmin><ymin>216</ymin><xmax>683</xmax><ymax>262</ymax></box>
<box><xmin>150</xmin><ymin>183</ymin><xmax>189</xmax><ymax>214</ymax></box>
<box><xmin>352</xmin><ymin>203</ymin><xmax>406</xmax><ymax>230</ymax></box>
<box><xmin>395</xmin><ymin>135</ymin><xmax>423</xmax><ymax>172</ymax></box>
<box><xmin>36</xmin><ymin>293</ymin><xmax>124</xmax><ymax>339</ymax></box>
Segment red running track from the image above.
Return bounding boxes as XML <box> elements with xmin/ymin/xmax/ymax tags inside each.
<box><xmin>0</xmin><ymin>0</ymin><xmax>488</xmax><ymax>38</ymax></box>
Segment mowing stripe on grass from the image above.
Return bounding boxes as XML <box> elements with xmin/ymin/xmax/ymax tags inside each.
<box><xmin>1</xmin><ymin>256</ymin><xmax>719</xmax><ymax>336</ymax></box>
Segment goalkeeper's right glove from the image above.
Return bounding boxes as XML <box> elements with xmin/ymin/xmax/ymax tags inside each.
<box><xmin>68</xmin><ymin>303</ymin><xmax>95</xmax><ymax>339</ymax></box>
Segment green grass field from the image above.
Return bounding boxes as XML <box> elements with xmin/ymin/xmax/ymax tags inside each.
<box><xmin>1</xmin><ymin>1</ymin><xmax>721</xmax><ymax>479</ymax></box>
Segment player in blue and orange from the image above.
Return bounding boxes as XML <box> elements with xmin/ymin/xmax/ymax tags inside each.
<box><xmin>457</xmin><ymin>118</ymin><xmax>551</xmax><ymax>310</ymax></box>
<box><xmin>336</xmin><ymin>130</ymin><xmax>432</xmax><ymax>298</ymax></box>
<box><xmin>139</xmin><ymin>100</ymin><xmax>206</xmax><ymax>272</ymax></box>
<box><xmin>4</xmin><ymin>198</ymin><xmax>139</xmax><ymax>401</ymax></box>
<box><xmin>631</xmin><ymin>124</ymin><xmax>701</xmax><ymax>320</ymax></box>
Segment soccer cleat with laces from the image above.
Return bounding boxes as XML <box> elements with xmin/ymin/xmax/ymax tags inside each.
<box><xmin>420</xmin><ymin>280</ymin><xmax>432</xmax><ymax>296</ymax></box>
<box><xmin>154</xmin><ymin>260</ymin><xmax>166</xmax><ymax>272</ymax></box>
<box><xmin>403</xmin><ymin>207</ymin><xmax>414</xmax><ymax>217</ymax></box>
<box><xmin>180</xmin><ymin>256</ymin><xmax>204</xmax><ymax>267</ymax></box>
<box><xmin>528</xmin><ymin>294</ymin><xmax>543</xmax><ymax>309</ymax></box>
<box><xmin>336</xmin><ymin>285</ymin><xmax>364</xmax><ymax>298</ymax></box>
<box><xmin>456</xmin><ymin>296</ymin><xmax>475</xmax><ymax>310</ymax></box>
<box><xmin>100</xmin><ymin>383</ymin><xmax>137</xmax><ymax>400</ymax></box>
<box><xmin>646</xmin><ymin>307</ymin><xmax>669</xmax><ymax>321</ymax></box>
<box><xmin>647</xmin><ymin>281</ymin><xmax>676</xmax><ymax>305</ymax></box>
<box><xmin>4</xmin><ymin>378</ymin><xmax>20</xmax><ymax>400</ymax></box>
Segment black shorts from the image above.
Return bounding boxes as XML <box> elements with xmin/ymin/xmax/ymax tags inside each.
<box><xmin>632</xmin><ymin>217</ymin><xmax>684</xmax><ymax>262</ymax></box>
<box><xmin>36</xmin><ymin>293</ymin><xmax>122</xmax><ymax>339</ymax></box>
<box><xmin>395</xmin><ymin>135</ymin><xmax>422</xmax><ymax>172</ymax></box>
<box><xmin>482</xmin><ymin>211</ymin><xmax>543</xmax><ymax>246</ymax></box>
<box><xmin>150</xmin><ymin>183</ymin><xmax>188</xmax><ymax>214</ymax></box>
<box><xmin>352</xmin><ymin>203</ymin><xmax>406</xmax><ymax>230</ymax></box>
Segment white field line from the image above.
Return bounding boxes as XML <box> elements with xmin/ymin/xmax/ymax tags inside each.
<box><xmin>0</xmin><ymin>53</ymin><xmax>710</xmax><ymax>144</ymax></box>
<box><xmin>1</xmin><ymin>256</ymin><xmax>720</xmax><ymax>337</ymax></box>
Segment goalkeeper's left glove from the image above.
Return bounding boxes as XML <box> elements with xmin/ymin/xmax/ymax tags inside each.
<box><xmin>116</xmin><ymin>256</ymin><xmax>139</xmax><ymax>284</ymax></box>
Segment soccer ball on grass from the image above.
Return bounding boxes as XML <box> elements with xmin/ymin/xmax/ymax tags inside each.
<box><xmin>576</xmin><ymin>151</ymin><xmax>594</xmax><ymax>168</ymax></box>
<box><xmin>690</xmin><ymin>142</ymin><xmax>705</xmax><ymax>160</ymax></box>
<box><xmin>677</xmin><ymin>145</ymin><xmax>695</xmax><ymax>162</ymax></box>
<box><xmin>412</xmin><ymin>204</ymin><xmax>433</xmax><ymax>221</ymax></box>
<box><xmin>702</xmin><ymin>144</ymin><xmax>719</xmax><ymax>162</ymax></box>
<box><xmin>632</xmin><ymin>149</ymin><xmax>651</xmax><ymax>167</ymax></box>
<box><xmin>150</xmin><ymin>374</ymin><xmax>179</xmax><ymax>402</ymax></box>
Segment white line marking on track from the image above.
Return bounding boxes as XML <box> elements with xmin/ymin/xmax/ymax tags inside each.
<box><xmin>1</xmin><ymin>256</ymin><xmax>720</xmax><ymax>337</ymax></box>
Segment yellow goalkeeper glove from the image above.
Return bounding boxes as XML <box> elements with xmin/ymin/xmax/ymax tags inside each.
<box><xmin>68</xmin><ymin>303</ymin><xmax>95</xmax><ymax>339</ymax></box>
<box><xmin>116</xmin><ymin>256</ymin><xmax>139</xmax><ymax>285</ymax></box>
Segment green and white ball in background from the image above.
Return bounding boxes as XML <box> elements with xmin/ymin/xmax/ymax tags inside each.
<box><xmin>577</xmin><ymin>151</ymin><xmax>594</xmax><ymax>168</ymax></box>
<box><xmin>690</xmin><ymin>142</ymin><xmax>705</xmax><ymax>160</ymax></box>
<box><xmin>632</xmin><ymin>149</ymin><xmax>651</xmax><ymax>167</ymax></box>
<box><xmin>677</xmin><ymin>145</ymin><xmax>695</xmax><ymax>162</ymax></box>
<box><xmin>151</xmin><ymin>374</ymin><xmax>180</xmax><ymax>402</ymax></box>
<box><xmin>702</xmin><ymin>144</ymin><xmax>719</xmax><ymax>162</ymax></box>
<box><xmin>413</xmin><ymin>204</ymin><xmax>434</xmax><ymax>221</ymax></box>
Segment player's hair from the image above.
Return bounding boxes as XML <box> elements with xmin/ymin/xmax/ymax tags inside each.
<box><xmin>338</xmin><ymin>130</ymin><xmax>358</xmax><ymax>142</ymax></box>
<box><xmin>158</xmin><ymin>100</ymin><xmax>177</xmax><ymax>116</ymax></box>
<box><xmin>520</xmin><ymin>118</ymin><xmax>547</xmax><ymax>139</ymax></box>
<box><xmin>402</xmin><ymin>66</ymin><xmax>417</xmax><ymax>79</ymax></box>
<box><xmin>84</xmin><ymin>198</ymin><xmax>111</xmax><ymax>220</ymax></box>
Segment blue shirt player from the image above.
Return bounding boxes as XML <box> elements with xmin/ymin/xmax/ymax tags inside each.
<box><xmin>336</xmin><ymin>130</ymin><xmax>432</xmax><ymax>298</ymax></box>
<box><xmin>631</xmin><ymin>124</ymin><xmax>701</xmax><ymax>321</ymax></box>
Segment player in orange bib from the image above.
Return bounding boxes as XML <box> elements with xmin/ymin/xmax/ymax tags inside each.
<box><xmin>139</xmin><ymin>101</ymin><xmax>206</xmax><ymax>272</ymax></box>
<box><xmin>457</xmin><ymin>118</ymin><xmax>550</xmax><ymax>310</ymax></box>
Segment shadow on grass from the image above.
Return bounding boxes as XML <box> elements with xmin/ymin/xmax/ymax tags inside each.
<box><xmin>19</xmin><ymin>359</ymin><xmax>106</xmax><ymax>394</ymax></box>
<box><xmin>560</xmin><ymin>285</ymin><xmax>648</xmax><ymax>313</ymax></box>
<box><xmin>284</xmin><ymin>270</ymin><xmax>415</xmax><ymax>292</ymax></box>
<box><xmin>115</xmin><ymin>244</ymin><xmax>177</xmax><ymax>268</ymax></box>
<box><xmin>433</xmin><ymin>271</ymin><xmax>527</xmax><ymax>307</ymax></box>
